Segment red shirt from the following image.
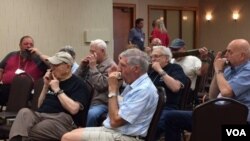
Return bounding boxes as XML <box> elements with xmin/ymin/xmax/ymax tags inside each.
<box><xmin>151</xmin><ymin>28</ymin><xmax>170</xmax><ymax>47</ymax></box>
<box><xmin>0</xmin><ymin>51</ymin><xmax>47</xmax><ymax>84</ymax></box>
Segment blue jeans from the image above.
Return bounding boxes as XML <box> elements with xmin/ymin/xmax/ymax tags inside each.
<box><xmin>86</xmin><ymin>104</ymin><xmax>108</xmax><ymax>127</ymax></box>
<box><xmin>155</xmin><ymin>109</ymin><xmax>193</xmax><ymax>141</ymax></box>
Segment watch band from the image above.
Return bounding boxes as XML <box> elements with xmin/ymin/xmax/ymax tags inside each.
<box><xmin>159</xmin><ymin>70</ymin><xmax>167</xmax><ymax>77</ymax></box>
<box><xmin>108</xmin><ymin>93</ymin><xmax>117</xmax><ymax>98</ymax></box>
<box><xmin>55</xmin><ymin>89</ymin><xmax>64</xmax><ymax>96</ymax></box>
<box><xmin>216</xmin><ymin>70</ymin><xmax>224</xmax><ymax>74</ymax></box>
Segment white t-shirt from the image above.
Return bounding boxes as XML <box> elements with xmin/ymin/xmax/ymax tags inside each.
<box><xmin>171</xmin><ymin>56</ymin><xmax>202</xmax><ymax>90</ymax></box>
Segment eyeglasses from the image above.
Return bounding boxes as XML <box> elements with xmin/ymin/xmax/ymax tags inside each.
<box><xmin>150</xmin><ymin>54</ymin><xmax>166</xmax><ymax>59</ymax></box>
<box><xmin>49</xmin><ymin>62</ymin><xmax>66</xmax><ymax>68</ymax></box>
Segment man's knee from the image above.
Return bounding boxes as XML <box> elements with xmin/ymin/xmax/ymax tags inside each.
<box><xmin>19</xmin><ymin>107</ymin><xmax>31</xmax><ymax>113</ymax></box>
<box><xmin>162</xmin><ymin>110</ymin><xmax>184</xmax><ymax>127</ymax></box>
<box><xmin>28</xmin><ymin>125</ymin><xmax>61</xmax><ymax>141</ymax></box>
<box><xmin>16</xmin><ymin>108</ymin><xmax>33</xmax><ymax>118</ymax></box>
<box><xmin>61</xmin><ymin>132</ymin><xmax>71</xmax><ymax>141</ymax></box>
<box><xmin>29</xmin><ymin>119</ymin><xmax>70</xmax><ymax>140</ymax></box>
<box><xmin>88</xmin><ymin>109</ymin><xmax>100</xmax><ymax>119</ymax></box>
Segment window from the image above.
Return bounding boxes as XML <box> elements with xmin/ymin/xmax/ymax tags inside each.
<box><xmin>148</xmin><ymin>6</ymin><xmax>197</xmax><ymax>49</ymax></box>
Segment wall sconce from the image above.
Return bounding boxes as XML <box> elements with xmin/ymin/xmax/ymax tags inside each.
<box><xmin>232</xmin><ymin>11</ymin><xmax>239</xmax><ymax>21</ymax></box>
<box><xmin>205</xmin><ymin>13</ymin><xmax>212</xmax><ymax>22</ymax></box>
<box><xmin>182</xmin><ymin>16</ymin><xmax>188</xmax><ymax>21</ymax></box>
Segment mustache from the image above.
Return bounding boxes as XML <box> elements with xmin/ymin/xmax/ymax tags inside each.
<box><xmin>20</xmin><ymin>50</ymin><xmax>32</xmax><ymax>58</ymax></box>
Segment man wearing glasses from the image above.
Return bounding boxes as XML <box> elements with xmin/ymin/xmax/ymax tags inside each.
<box><xmin>148</xmin><ymin>45</ymin><xmax>188</xmax><ymax>139</ymax></box>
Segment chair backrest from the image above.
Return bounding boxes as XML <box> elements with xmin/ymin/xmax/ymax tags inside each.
<box><xmin>79</xmin><ymin>80</ymin><xmax>94</xmax><ymax>127</ymax></box>
<box><xmin>195</xmin><ymin>51</ymin><xmax>215</xmax><ymax>103</ymax></box>
<box><xmin>190</xmin><ymin>97</ymin><xmax>248</xmax><ymax>141</ymax></box>
<box><xmin>145</xmin><ymin>87</ymin><xmax>166</xmax><ymax>141</ymax></box>
<box><xmin>6</xmin><ymin>73</ymin><xmax>34</xmax><ymax>112</ymax></box>
<box><xmin>179</xmin><ymin>77</ymin><xmax>192</xmax><ymax>110</ymax></box>
<box><xmin>30</xmin><ymin>78</ymin><xmax>44</xmax><ymax>110</ymax></box>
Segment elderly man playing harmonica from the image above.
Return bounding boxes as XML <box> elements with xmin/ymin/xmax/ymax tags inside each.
<box><xmin>9</xmin><ymin>52</ymin><xmax>90</xmax><ymax>141</ymax></box>
<box><xmin>62</xmin><ymin>48</ymin><xmax>158</xmax><ymax>141</ymax></box>
<box><xmin>155</xmin><ymin>39</ymin><xmax>250</xmax><ymax>141</ymax></box>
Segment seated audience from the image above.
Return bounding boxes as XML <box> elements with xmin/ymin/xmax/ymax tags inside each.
<box><xmin>0</xmin><ymin>35</ymin><xmax>48</xmax><ymax>106</ymax></box>
<box><xmin>75</xmin><ymin>39</ymin><xmax>116</xmax><ymax>127</ymax></box>
<box><xmin>61</xmin><ymin>48</ymin><xmax>158</xmax><ymax>141</ymax></box>
<box><xmin>9</xmin><ymin>51</ymin><xmax>90</xmax><ymax>141</ymax></box>
<box><xmin>59</xmin><ymin>45</ymin><xmax>79</xmax><ymax>73</ymax></box>
<box><xmin>170</xmin><ymin>38</ymin><xmax>209</xmax><ymax>105</ymax></box>
<box><xmin>156</xmin><ymin>39</ymin><xmax>250</xmax><ymax>141</ymax></box>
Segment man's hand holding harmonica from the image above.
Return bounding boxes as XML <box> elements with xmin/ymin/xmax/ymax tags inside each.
<box><xmin>214</xmin><ymin>51</ymin><xmax>228</xmax><ymax>74</ymax></box>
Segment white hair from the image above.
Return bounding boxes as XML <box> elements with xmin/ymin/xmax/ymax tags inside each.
<box><xmin>153</xmin><ymin>45</ymin><xmax>172</xmax><ymax>60</ymax></box>
<box><xmin>119</xmin><ymin>48</ymin><xmax>150</xmax><ymax>73</ymax></box>
<box><xmin>90</xmin><ymin>39</ymin><xmax>107</xmax><ymax>52</ymax></box>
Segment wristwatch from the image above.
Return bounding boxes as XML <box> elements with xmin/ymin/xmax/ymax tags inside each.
<box><xmin>55</xmin><ymin>89</ymin><xmax>64</xmax><ymax>96</ymax></box>
<box><xmin>216</xmin><ymin>70</ymin><xmax>224</xmax><ymax>74</ymax></box>
<box><xmin>159</xmin><ymin>70</ymin><xmax>167</xmax><ymax>77</ymax></box>
<box><xmin>108</xmin><ymin>93</ymin><xmax>117</xmax><ymax>98</ymax></box>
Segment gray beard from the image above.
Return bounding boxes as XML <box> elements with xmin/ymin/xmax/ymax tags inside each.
<box><xmin>20</xmin><ymin>50</ymin><xmax>32</xmax><ymax>59</ymax></box>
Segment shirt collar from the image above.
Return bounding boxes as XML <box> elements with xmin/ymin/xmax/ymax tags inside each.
<box><xmin>231</xmin><ymin>60</ymin><xmax>249</xmax><ymax>73</ymax></box>
<box><xmin>129</xmin><ymin>73</ymin><xmax>148</xmax><ymax>90</ymax></box>
<box><xmin>135</xmin><ymin>27</ymin><xmax>142</xmax><ymax>32</ymax></box>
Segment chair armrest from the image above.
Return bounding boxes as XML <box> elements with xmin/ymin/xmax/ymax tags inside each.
<box><xmin>0</xmin><ymin>111</ymin><xmax>18</xmax><ymax>119</ymax></box>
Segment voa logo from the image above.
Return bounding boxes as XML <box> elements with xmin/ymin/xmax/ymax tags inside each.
<box><xmin>226</xmin><ymin>129</ymin><xmax>246</xmax><ymax>136</ymax></box>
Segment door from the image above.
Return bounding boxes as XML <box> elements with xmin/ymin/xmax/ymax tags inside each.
<box><xmin>113</xmin><ymin>4</ymin><xmax>135</xmax><ymax>63</ymax></box>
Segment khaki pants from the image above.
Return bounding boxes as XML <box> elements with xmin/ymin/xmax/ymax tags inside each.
<box><xmin>82</xmin><ymin>127</ymin><xmax>144</xmax><ymax>141</ymax></box>
<box><xmin>9</xmin><ymin>108</ymin><xmax>76</xmax><ymax>141</ymax></box>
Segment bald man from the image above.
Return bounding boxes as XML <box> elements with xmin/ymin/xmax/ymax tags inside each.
<box><xmin>155</xmin><ymin>39</ymin><xmax>250</xmax><ymax>141</ymax></box>
<box><xmin>145</xmin><ymin>38</ymin><xmax>162</xmax><ymax>55</ymax></box>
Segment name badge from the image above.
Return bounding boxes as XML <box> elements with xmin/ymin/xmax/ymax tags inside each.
<box><xmin>15</xmin><ymin>68</ymin><xmax>25</xmax><ymax>74</ymax></box>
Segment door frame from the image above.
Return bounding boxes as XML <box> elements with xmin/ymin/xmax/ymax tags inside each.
<box><xmin>113</xmin><ymin>3</ymin><xmax>136</xmax><ymax>63</ymax></box>
<box><xmin>113</xmin><ymin>3</ymin><xmax>136</xmax><ymax>21</ymax></box>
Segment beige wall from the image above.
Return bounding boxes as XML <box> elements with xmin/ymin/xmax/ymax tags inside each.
<box><xmin>0</xmin><ymin>0</ymin><xmax>113</xmax><ymax>63</ymax></box>
<box><xmin>2</xmin><ymin>0</ymin><xmax>248</xmax><ymax>62</ymax></box>
<box><xmin>199</xmin><ymin>0</ymin><xmax>250</xmax><ymax>52</ymax></box>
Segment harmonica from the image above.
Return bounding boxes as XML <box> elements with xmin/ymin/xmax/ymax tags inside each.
<box><xmin>117</xmin><ymin>72</ymin><xmax>122</xmax><ymax>80</ymax></box>
<box><xmin>225</xmin><ymin>60</ymin><xmax>229</xmax><ymax>65</ymax></box>
<box><xmin>221</xmin><ymin>50</ymin><xmax>230</xmax><ymax>65</ymax></box>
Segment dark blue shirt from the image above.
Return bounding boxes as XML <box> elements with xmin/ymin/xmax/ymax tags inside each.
<box><xmin>148</xmin><ymin>63</ymin><xmax>188</xmax><ymax>109</ymax></box>
<box><xmin>128</xmin><ymin>27</ymin><xmax>145</xmax><ymax>51</ymax></box>
<box><xmin>38</xmin><ymin>74</ymin><xmax>90</xmax><ymax>126</ymax></box>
